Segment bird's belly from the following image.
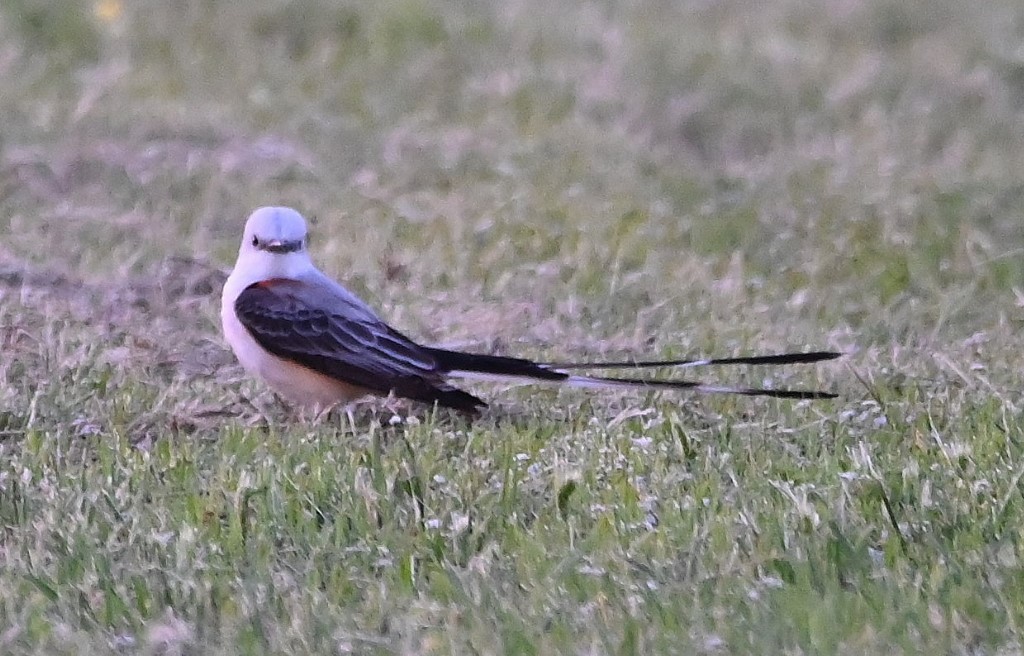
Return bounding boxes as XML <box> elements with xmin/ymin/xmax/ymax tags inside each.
<box><xmin>221</xmin><ymin>307</ymin><xmax>368</xmax><ymax>408</ymax></box>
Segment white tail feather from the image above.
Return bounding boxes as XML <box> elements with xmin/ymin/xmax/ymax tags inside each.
<box><xmin>447</xmin><ymin>369</ymin><xmax>795</xmax><ymax>397</ymax></box>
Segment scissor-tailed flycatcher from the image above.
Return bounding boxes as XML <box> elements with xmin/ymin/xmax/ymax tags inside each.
<box><xmin>221</xmin><ymin>207</ymin><xmax>839</xmax><ymax>414</ymax></box>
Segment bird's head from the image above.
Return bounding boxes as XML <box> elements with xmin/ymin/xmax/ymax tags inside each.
<box><xmin>236</xmin><ymin>206</ymin><xmax>314</xmax><ymax>278</ymax></box>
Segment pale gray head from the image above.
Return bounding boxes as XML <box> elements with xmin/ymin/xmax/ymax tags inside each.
<box><xmin>233</xmin><ymin>206</ymin><xmax>316</xmax><ymax>280</ymax></box>
<box><xmin>240</xmin><ymin>206</ymin><xmax>309</xmax><ymax>256</ymax></box>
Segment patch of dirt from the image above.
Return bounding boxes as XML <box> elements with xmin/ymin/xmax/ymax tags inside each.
<box><xmin>3</xmin><ymin>133</ymin><xmax>317</xmax><ymax>202</ymax></box>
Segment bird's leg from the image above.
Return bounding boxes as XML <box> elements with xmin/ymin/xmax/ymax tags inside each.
<box><xmin>379</xmin><ymin>392</ymin><xmax>409</xmax><ymax>424</ymax></box>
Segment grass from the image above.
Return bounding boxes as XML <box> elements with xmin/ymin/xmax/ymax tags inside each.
<box><xmin>2</xmin><ymin>0</ymin><xmax>1024</xmax><ymax>652</ymax></box>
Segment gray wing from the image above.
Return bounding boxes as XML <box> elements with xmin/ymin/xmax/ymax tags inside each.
<box><xmin>233</xmin><ymin>277</ymin><xmax>486</xmax><ymax>411</ymax></box>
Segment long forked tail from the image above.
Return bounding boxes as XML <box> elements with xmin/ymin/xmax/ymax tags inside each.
<box><xmin>541</xmin><ymin>350</ymin><xmax>840</xmax><ymax>370</ymax></box>
<box><xmin>427</xmin><ymin>348</ymin><xmax>840</xmax><ymax>400</ymax></box>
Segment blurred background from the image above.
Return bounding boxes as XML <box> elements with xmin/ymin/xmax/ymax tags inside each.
<box><xmin>2</xmin><ymin>0</ymin><xmax>1024</xmax><ymax>354</ymax></box>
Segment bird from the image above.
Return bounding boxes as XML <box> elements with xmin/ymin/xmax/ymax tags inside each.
<box><xmin>221</xmin><ymin>206</ymin><xmax>840</xmax><ymax>415</ymax></box>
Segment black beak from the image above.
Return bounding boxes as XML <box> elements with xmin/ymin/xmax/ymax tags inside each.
<box><xmin>263</xmin><ymin>239</ymin><xmax>303</xmax><ymax>254</ymax></box>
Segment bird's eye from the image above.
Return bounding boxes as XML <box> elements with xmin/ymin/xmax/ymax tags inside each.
<box><xmin>251</xmin><ymin>235</ymin><xmax>259</xmax><ymax>247</ymax></box>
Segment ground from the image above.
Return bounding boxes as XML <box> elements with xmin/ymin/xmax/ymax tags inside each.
<box><xmin>2</xmin><ymin>0</ymin><xmax>1024</xmax><ymax>653</ymax></box>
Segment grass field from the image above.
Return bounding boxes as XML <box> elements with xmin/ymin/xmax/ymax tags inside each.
<box><xmin>3</xmin><ymin>0</ymin><xmax>1024</xmax><ymax>653</ymax></box>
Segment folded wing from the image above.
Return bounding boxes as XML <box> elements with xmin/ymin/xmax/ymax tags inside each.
<box><xmin>235</xmin><ymin>278</ymin><xmax>838</xmax><ymax>410</ymax></box>
<box><xmin>234</xmin><ymin>278</ymin><xmax>487</xmax><ymax>411</ymax></box>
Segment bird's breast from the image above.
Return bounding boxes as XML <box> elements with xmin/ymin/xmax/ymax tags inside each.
<box><xmin>220</xmin><ymin>283</ymin><xmax>368</xmax><ymax>408</ymax></box>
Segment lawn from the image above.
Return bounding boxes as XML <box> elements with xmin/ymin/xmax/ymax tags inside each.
<box><xmin>2</xmin><ymin>0</ymin><xmax>1024</xmax><ymax>653</ymax></box>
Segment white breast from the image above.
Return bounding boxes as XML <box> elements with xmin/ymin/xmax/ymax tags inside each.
<box><xmin>220</xmin><ymin>268</ymin><xmax>369</xmax><ymax>409</ymax></box>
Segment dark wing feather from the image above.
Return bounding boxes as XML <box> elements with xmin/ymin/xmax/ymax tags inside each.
<box><xmin>234</xmin><ymin>279</ymin><xmax>486</xmax><ymax>411</ymax></box>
